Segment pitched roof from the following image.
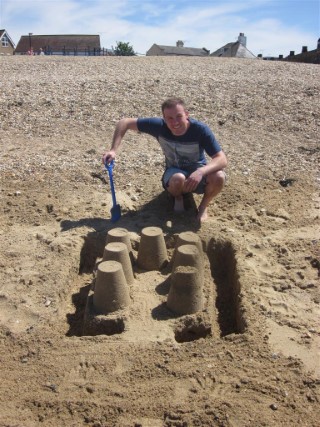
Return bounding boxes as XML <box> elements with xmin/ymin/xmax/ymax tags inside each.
<box><xmin>284</xmin><ymin>48</ymin><xmax>320</xmax><ymax>64</ymax></box>
<box><xmin>15</xmin><ymin>34</ymin><xmax>100</xmax><ymax>53</ymax></box>
<box><xmin>0</xmin><ymin>29</ymin><xmax>15</xmax><ymax>47</ymax></box>
<box><xmin>152</xmin><ymin>44</ymin><xmax>210</xmax><ymax>56</ymax></box>
<box><xmin>211</xmin><ymin>41</ymin><xmax>256</xmax><ymax>58</ymax></box>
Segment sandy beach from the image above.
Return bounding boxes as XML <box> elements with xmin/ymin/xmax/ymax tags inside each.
<box><xmin>0</xmin><ymin>55</ymin><xmax>319</xmax><ymax>426</ymax></box>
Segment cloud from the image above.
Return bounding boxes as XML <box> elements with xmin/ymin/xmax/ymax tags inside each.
<box><xmin>1</xmin><ymin>0</ymin><xmax>318</xmax><ymax>56</ymax></box>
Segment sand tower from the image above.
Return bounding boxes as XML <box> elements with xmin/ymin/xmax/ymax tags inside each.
<box><xmin>106</xmin><ymin>227</ymin><xmax>132</xmax><ymax>253</ymax></box>
<box><xmin>172</xmin><ymin>244</ymin><xmax>203</xmax><ymax>280</ymax></box>
<box><xmin>103</xmin><ymin>242</ymin><xmax>134</xmax><ymax>285</ymax></box>
<box><xmin>175</xmin><ymin>231</ymin><xmax>203</xmax><ymax>253</ymax></box>
<box><xmin>93</xmin><ymin>260</ymin><xmax>130</xmax><ymax>314</ymax></box>
<box><xmin>167</xmin><ymin>265</ymin><xmax>204</xmax><ymax>315</ymax></box>
<box><xmin>137</xmin><ymin>226</ymin><xmax>168</xmax><ymax>270</ymax></box>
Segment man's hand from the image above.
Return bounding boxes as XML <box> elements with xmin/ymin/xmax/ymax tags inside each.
<box><xmin>184</xmin><ymin>169</ymin><xmax>204</xmax><ymax>193</ymax></box>
<box><xmin>102</xmin><ymin>150</ymin><xmax>116</xmax><ymax>165</ymax></box>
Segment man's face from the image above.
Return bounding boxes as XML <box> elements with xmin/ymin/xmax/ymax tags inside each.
<box><xmin>163</xmin><ymin>104</ymin><xmax>190</xmax><ymax>136</ymax></box>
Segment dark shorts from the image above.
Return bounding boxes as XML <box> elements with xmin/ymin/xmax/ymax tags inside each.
<box><xmin>162</xmin><ymin>166</ymin><xmax>207</xmax><ymax>194</ymax></box>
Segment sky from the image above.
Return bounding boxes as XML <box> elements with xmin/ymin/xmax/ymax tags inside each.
<box><xmin>0</xmin><ymin>0</ymin><xmax>319</xmax><ymax>56</ymax></box>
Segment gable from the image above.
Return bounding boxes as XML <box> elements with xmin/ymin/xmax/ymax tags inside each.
<box><xmin>211</xmin><ymin>41</ymin><xmax>256</xmax><ymax>58</ymax></box>
<box><xmin>0</xmin><ymin>29</ymin><xmax>15</xmax><ymax>48</ymax></box>
<box><xmin>235</xmin><ymin>43</ymin><xmax>256</xmax><ymax>59</ymax></box>
<box><xmin>0</xmin><ymin>29</ymin><xmax>15</xmax><ymax>54</ymax></box>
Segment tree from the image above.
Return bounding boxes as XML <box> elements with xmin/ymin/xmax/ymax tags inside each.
<box><xmin>113</xmin><ymin>41</ymin><xmax>136</xmax><ymax>56</ymax></box>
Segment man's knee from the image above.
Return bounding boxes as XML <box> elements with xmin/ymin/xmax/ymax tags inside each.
<box><xmin>206</xmin><ymin>170</ymin><xmax>226</xmax><ymax>190</ymax></box>
<box><xmin>168</xmin><ymin>173</ymin><xmax>186</xmax><ymax>189</ymax></box>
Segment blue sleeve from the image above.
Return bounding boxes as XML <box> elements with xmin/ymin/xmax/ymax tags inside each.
<box><xmin>137</xmin><ymin>117</ymin><xmax>164</xmax><ymax>138</ymax></box>
<box><xmin>200</xmin><ymin>124</ymin><xmax>222</xmax><ymax>157</ymax></box>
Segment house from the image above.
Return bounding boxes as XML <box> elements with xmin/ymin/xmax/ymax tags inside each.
<box><xmin>260</xmin><ymin>41</ymin><xmax>320</xmax><ymax>64</ymax></box>
<box><xmin>146</xmin><ymin>40</ymin><xmax>210</xmax><ymax>57</ymax></box>
<box><xmin>211</xmin><ymin>33</ymin><xmax>256</xmax><ymax>59</ymax></box>
<box><xmin>283</xmin><ymin>43</ymin><xmax>320</xmax><ymax>64</ymax></box>
<box><xmin>14</xmin><ymin>34</ymin><xmax>101</xmax><ymax>56</ymax></box>
<box><xmin>0</xmin><ymin>29</ymin><xmax>15</xmax><ymax>55</ymax></box>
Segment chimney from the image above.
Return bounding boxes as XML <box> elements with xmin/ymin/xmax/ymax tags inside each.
<box><xmin>176</xmin><ymin>40</ymin><xmax>184</xmax><ymax>47</ymax></box>
<box><xmin>238</xmin><ymin>32</ymin><xmax>247</xmax><ymax>47</ymax></box>
<box><xmin>289</xmin><ymin>50</ymin><xmax>295</xmax><ymax>56</ymax></box>
<box><xmin>302</xmin><ymin>46</ymin><xmax>308</xmax><ymax>53</ymax></box>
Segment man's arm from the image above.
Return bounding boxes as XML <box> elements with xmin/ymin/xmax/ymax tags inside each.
<box><xmin>199</xmin><ymin>150</ymin><xmax>227</xmax><ymax>176</ymax></box>
<box><xmin>184</xmin><ymin>151</ymin><xmax>227</xmax><ymax>192</ymax></box>
<box><xmin>102</xmin><ymin>118</ymin><xmax>138</xmax><ymax>164</ymax></box>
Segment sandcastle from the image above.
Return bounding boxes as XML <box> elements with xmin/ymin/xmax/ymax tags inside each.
<box><xmin>93</xmin><ymin>260</ymin><xmax>130</xmax><ymax>314</ymax></box>
<box><xmin>103</xmin><ymin>242</ymin><xmax>134</xmax><ymax>285</ymax></box>
<box><xmin>137</xmin><ymin>226</ymin><xmax>168</xmax><ymax>270</ymax></box>
<box><xmin>167</xmin><ymin>265</ymin><xmax>203</xmax><ymax>315</ymax></box>
<box><xmin>83</xmin><ymin>227</ymin><xmax>205</xmax><ymax>336</ymax></box>
<box><xmin>105</xmin><ymin>227</ymin><xmax>132</xmax><ymax>254</ymax></box>
<box><xmin>175</xmin><ymin>231</ymin><xmax>203</xmax><ymax>253</ymax></box>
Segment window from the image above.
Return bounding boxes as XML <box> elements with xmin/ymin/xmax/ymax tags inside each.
<box><xmin>2</xmin><ymin>35</ymin><xmax>9</xmax><ymax>47</ymax></box>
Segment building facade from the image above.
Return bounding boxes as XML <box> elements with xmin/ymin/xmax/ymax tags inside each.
<box><xmin>0</xmin><ymin>29</ymin><xmax>15</xmax><ymax>55</ymax></box>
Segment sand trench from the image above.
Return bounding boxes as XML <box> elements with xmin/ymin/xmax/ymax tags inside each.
<box><xmin>64</xmin><ymin>227</ymin><xmax>247</xmax><ymax>343</ymax></box>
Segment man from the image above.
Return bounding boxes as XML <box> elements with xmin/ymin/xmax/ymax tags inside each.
<box><xmin>102</xmin><ymin>97</ymin><xmax>227</xmax><ymax>222</ymax></box>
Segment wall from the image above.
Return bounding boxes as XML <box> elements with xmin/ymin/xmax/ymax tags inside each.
<box><xmin>0</xmin><ymin>35</ymin><xmax>14</xmax><ymax>55</ymax></box>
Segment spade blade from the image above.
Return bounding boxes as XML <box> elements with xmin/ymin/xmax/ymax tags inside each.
<box><xmin>110</xmin><ymin>203</ymin><xmax>121</xmax><ymax>222</ymax></box>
